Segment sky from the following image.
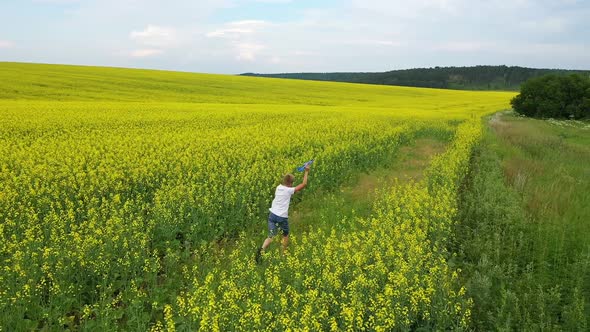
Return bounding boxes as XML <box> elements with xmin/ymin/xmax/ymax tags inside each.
<box><xmin>0</xmin><ymin>0</ymin><xmax>589</xmax><ymax>74</ymax></box>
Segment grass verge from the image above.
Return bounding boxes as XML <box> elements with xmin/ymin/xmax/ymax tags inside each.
<box><xmin>455</xmin><ymin>112</ymin><xmax>590</xmax><ymax>330</ymax></box>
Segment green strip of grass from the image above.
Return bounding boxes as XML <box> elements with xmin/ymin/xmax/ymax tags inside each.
<box><xmin>455</xmin><ymin>112</ymin><xmax>590</xmax><ymax>330</ymax></box>
<box><xmin>291</xmin><ymin>134</ymin><xmax>449</xmax><ymax>237</ymax></box>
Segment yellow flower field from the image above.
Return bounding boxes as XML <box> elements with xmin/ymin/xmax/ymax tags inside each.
<box><xmin>0</xmin><ymin>62</ymin><xmax>514</xmax><ymax>330</ymax></box>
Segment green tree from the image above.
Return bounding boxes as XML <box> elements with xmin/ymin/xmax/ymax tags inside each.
<box><xmin>511</xmin><ymin>74</ymin><xmax>590</xmax><ymax>119</ymax></box>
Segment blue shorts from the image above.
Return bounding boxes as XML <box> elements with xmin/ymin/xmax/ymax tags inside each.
<box><xmin>268</xmin><ymin>212</ymin><xmax>289</xmax><ymax>237</ymax></box>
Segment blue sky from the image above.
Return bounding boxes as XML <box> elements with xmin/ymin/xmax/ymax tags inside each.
<box><xmin>1</xmin><ymin>0</ymin><xmax>589</xmax><ymax>74</ymax></box>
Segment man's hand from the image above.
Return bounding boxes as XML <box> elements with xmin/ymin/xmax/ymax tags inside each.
<box><xmin>296</xmin><ymin>165</ymin><xmax>310</xmax><ymax>192</ymax></box>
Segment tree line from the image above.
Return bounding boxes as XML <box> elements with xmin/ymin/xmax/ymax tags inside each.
<box><xmin>241</xmin><ymin>65</ymin><xmax>590</xmax><ymax>91</ymax></box>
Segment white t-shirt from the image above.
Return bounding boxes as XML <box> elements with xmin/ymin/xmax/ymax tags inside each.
<box><xmin>269</xmin><ymin>184</ymin><xmax>296</xmax><ymax>218</ymax></box>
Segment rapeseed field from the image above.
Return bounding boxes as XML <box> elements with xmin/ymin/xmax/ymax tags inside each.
<box><xmin>0</xmin><ymin>62</ymin><xmax>514</xmax><ymax>330</ymax></box>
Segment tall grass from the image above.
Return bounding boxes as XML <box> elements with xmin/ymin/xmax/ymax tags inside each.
<box><xmin>455</xmin><ymin>113</ymin><xmax>590</xmax><ymax>330</ymax></box>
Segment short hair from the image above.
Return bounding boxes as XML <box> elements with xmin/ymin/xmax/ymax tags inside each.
<box><xmin>282</xmin><ymin>174</ymin><xmax>295</xmax><ymax>186</ymax></box>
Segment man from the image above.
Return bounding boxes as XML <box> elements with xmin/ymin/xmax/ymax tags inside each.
<box><xmin>255</xmin><ymin>164</ymin><xmax>310</xmax><ymax>263</ymax></box>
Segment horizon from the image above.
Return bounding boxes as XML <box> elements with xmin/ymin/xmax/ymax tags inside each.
<box><xmin>1</xmin><ymin>1</ymin><xmax>589</xmax><ymax>74</ymax></box>
<box><xmin>3</xmin><ymin>61</ymin><xmax>589</xmax><ymax>77</ymax></box>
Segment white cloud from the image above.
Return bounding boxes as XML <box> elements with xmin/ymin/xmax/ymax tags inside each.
<box><xmin>234</xmin><ymin>42</ymin><xmax>265</xmax><ymax>61</ymax></box>
<box><xmin>0</xmin><ymin>40</ymin><xmax>14</xmax><ymax>48</ymax></box>
<box><xmin>206</xmin><ymin>20</ymin><xmax>270</xmax><ymax>38</ymax></box>
<box><xmin>206</xmin><ymin>28</ymin><xmax>253</xmax><ymax>38</ymax></box>
<box><xmin>130</xmin><ymin>25</ymin><xmax>179</xmax><ymax>48</ymax></box>
<box><xmin>129</xmin><ymin>49</ymin><xmax>163</xmax><ymax>57</ymax></box>
<box><xmin>126</xmin><ymin>24</ymin><xmax>185</xmax><ymax>58</ymax></box>
<box><xmin>206</xmin><ymin>21</ymin><xmax>271</xmax><ymax>61</ymax></box>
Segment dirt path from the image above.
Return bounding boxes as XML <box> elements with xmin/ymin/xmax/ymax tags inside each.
<box><xmin>289</xmin><ymin>138</ymin><xmax>448</xmax><ymax>233</ymax></box>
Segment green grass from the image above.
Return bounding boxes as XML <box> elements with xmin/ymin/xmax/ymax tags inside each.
<box><xmin>456</xmin><ymin>112</ymin><xmax>590</xmax><ymax>330</ymax></box>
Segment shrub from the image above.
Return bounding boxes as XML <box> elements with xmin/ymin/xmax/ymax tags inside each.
<box><xmin>511</xmin><ymin>74</ymin><xmax>590</xmax><ymax>119</ymax></box>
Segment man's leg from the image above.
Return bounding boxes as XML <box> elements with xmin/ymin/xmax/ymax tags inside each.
<box><xmin>257</xmin><ymin>217</ymin><xmax>277</xmax><ymax>263</ymax></box>
<box><xmin>263</xmin><ymin>218</ymin><xmax>279</xmax><ymax>252</ymax></box>
<box><xmin>281</xmin><ymin>235</ymin><xmax>289</xmax><ymax>253</ymax></box>
<box><xmin>256</xmin><ymin>237</ymin><xmax>272</xmax><ymax>264</ymax></box>
<box><xmin>262</xmin><ymin>237</ymin><xmax>273</xmax><ymax>250</ymax></box>
<box><xmin>280</xmin><ymin>219</ymin><xmax>290</xmax><ymax>254</ymax></box>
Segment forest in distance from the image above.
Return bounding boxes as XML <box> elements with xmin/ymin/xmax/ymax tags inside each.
<box><xmin>242</xmin><ymin>65</ymin><xmax>590</xmax><ymax>91</ymax></box>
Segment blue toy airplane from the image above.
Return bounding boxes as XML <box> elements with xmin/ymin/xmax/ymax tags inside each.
<box><xmin>297</xmin><ymin>159</ymin><xmax>314</xmax><ymax>172</ymax></box>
